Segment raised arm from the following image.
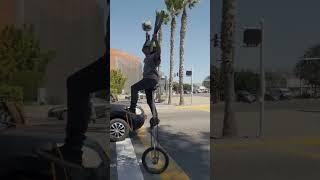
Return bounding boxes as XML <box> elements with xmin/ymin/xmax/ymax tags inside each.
<box><xmin>151</xmin><ymin>33</ymin><xmax>161</xmax><ymax>56</ymax></box>
<box><xmin>142</xmin><ymin>32</ymin><xmax>150</xmax><ymax>54</ymax></box>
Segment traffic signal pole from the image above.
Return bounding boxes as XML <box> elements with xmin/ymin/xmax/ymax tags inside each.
<box><xmin>258</xmin><ymin>19</ymin><xmax>265</xmax><ymax>137</ymax></box>
<box><xmin>191</xmin><ymin>67</ymin><xmax>193</xmax><ymax>105</ymax></box>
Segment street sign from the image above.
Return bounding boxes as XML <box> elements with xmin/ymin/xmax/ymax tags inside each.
<box><xmin>186</xmin><ymin>71</ymin><xmax>192</xmax><ymax>76</ymax></box>
<box><xmin>243</xmin><ymin>28</ymin><xmax>262</xmax><ymax>47</ymax></box>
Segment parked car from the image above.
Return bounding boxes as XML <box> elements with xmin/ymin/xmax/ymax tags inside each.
<box><xmin>265</xmin><ymin>90</ymin><xmax>280</xmax><ymax>101</ymax></box>
<box><xmin>266</xmin><ymin>88</ymin><xmax>292</xmax><ymax>100</ymax></box>
<box><xmin>236</xmin><ymin>90</ymin><xmax>256</xmax><ymax>103</ymax></box>
<box><xmin>48</xmin><ymin>98</ymin><xmax>146</xmax><ymax>142</ymax></box>
<box><xmin>277</xmin><ymin>88</ymin><xmax>293</xmax><ymax>100</ymax></box>
<box><xmin>110</xmin><ymin>103</ymin><xmax>146</xmax><ymax>141</ymax></box>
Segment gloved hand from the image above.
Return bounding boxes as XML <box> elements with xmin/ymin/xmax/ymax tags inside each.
<box><xmin>146</xmin><ymin>32</ymin><xmax>150</xmax><ymax>41</ymax></box>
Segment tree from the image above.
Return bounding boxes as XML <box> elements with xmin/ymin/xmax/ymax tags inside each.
<box><xmin>172</xmin><ymin>82</ymin><xmax>179</xmax><ymax>92</ymax></box>
<box><xmin>0</xmin><ymin>24</ymin><xmax>55</xmax><ymax>101</ymax></box>
<box><xmin>183</xmin><ymin>83</ymin><xmax>192</xmax><ymax>91</ymax></box>
<box><xmin>294</xmin><ymin>44</ymin><xmax>320</xmax><ymax>96</ymax></box>
<box><xmin>265</xmin><ymin>72</ymin><xmax>286</xmax><ymax>88</ymax></box>
<box><xmin>0</xmin><ymin>24</ymin><xmax>55</xmax><ymax>83</ymax></box>
<box><xmin>178</xmin><ymin>0</ymin><xmax>200</xmax><ymax>105</ymax></box>
<box><xmin>165</xmin><ymin>0</ymin><xmax>184</xmax><ymax>104</ymax></box>
<box><xmin>110</xmin><ymin>69</ymin><xmax>127</xmax><ymax>95</ymax></box>
<box><xmin>234</xmin><ymin>70</ymin><xmax>259</xmax><ymax>92</ymax></box>
<box><xmin>220</xmin><ymin>0</ymin><xmax>237</xmax><ymax>137</ymax></box>
<box><xmin>203</xmin><ymin>75</ymin><xmax>210</xmax><ymax>89</ymax></box>
<box><xmin>156</xmin><ymin>10</ymin><xmax>169</xmax><ymax>102</ymax></box>
<box><xmin>211</xmin><ymin>65</ymin><xmax>224</xmax><ymax>103</ymax></box>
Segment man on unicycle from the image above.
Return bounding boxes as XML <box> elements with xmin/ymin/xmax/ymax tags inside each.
<box><xmin>128</xmin><ymin>32</ymin><xmax>161</xmax><ymax>127</ymax></box>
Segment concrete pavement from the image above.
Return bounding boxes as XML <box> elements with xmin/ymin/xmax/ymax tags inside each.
<box><xmin>111</xmin><ymin>104</ymin><xmax>210</xmax><ymax>180</ymax></box>
<box><xmin>212</xmin><ymin>99</ymin><xmax>320</xmax><ymax>180</ymax></box>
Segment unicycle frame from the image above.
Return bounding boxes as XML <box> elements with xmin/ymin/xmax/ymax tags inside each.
<box><xmin>141</xmin><ymin>87</ymin><xmax>169</xmax><ymax>174</ymax></box>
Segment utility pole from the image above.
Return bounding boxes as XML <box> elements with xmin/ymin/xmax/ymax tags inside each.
<box><xmin>258</xmin><ymin>19</ymin><xmax>265</xmax><ymax>137</ymax></box>
<box><xmin>191</xmin><ymin>67</ymin><xmax>193</xmax><ymax>105</ymax></box>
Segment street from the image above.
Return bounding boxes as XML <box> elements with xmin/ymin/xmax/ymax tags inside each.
<box><xmin>212</xmin><ymin>99</ymin><xmax>320</xmax><ymax>180</ymax></box>
<box><xmin>111</xmin><ymin>100</ymin><xmax>210</xmax><ymax>180</ymax></box>
<box><xmin>0</xmin><ymin>105</ymin><xmax>108</xmax><ymax>172</ymax></box>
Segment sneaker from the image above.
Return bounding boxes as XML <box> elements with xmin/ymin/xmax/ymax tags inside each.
<box><xmin>128</xmin><ymin>107</ymin><xmax>136</xmax><ymax>114</ymax></box>
<box><xmin>59</xmin><ymin>145</ymin><xmax>83</xmax><ymax>165</ymax></box>
<box><xmin>39</xmin><ymin>144</ymin><xmax>83</xmax><ymax>166</ymax></box>
<box><xmin>150</xmin><ymin>117</ymin><xmax>160</xmax><ymax>127</ymax></box>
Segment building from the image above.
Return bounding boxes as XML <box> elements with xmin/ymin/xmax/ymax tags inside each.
<box><xmin>110</xmin><ymin>48</ymin><xmax>142</xmax><ymax>93</ymax></box>
<box><xmin>0</xmin><ymin>0</ymin><xmax>106</xmax><ymax>104</ymax></box>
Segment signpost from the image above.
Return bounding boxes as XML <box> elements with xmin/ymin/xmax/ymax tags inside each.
<box><xmin>243</xmin><ymin>19</ymin><xmax>264</xmax><ymax>137</ymax></box>
<box><xmin>186</xmin><ymin>69</ymin><xmax>193</xmax><ymax>104</ymax></box>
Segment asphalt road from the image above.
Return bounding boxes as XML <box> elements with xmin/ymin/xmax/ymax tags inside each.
<box><xmin>212</xmin><ymin>99</ymin><xmax>320</xmax><ymax>180</ymax></box>
<box><xmin>111</xmin><ymin>106</ymin><xmax>210</xmax><ymax>180</ymax></box>
<box><xmin>0</xmin><ymin>107</ymin><xmax>108</xmax><ymax>178</ymax></box>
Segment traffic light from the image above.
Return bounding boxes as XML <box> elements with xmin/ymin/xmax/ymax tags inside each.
<box><xmin>213</xmin><ymin>33</ymin><xmax>219</xmax><ymax>47</ymax></box>
<box><xmin>186</xmin><ymin>71</ymin><xmax>192</xmax><ymax>76</ymax></box>
<box><xmin>243</xmin><ymin>28</ymin><xmax>262</xmax><ymax>47</ymax></box>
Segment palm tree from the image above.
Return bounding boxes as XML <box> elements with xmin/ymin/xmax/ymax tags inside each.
<box><xmin>165</xmin><ymin>0</ymin><xmax>183</xmax><ymax>104</ymax></box>
<box><xmin>178</xmin><ymin>0</ymin><xmax>200</xmax><ymax>105</ymax></box>
<box><xmin>220</xmin><ymin>0</ymin><xmax>237</xmax><ymax>137</ymax></box>
<box><xmin>155</xmin><ymin>10</ymin><xmax>169</xmax><ymax>102</ymax></box>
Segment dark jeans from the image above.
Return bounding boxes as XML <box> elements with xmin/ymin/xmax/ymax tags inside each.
<box><xmin>130</xmin><ymin>78</ymin><xmax>158</xmax><ymax>117</ymax></box>
<box><xmin>65</xmin><ymin>56</ymin><xmax>108</xmax><ymax>151</ymax></box>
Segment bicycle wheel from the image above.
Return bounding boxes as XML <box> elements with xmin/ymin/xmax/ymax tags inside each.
<box><xmin>142</xmin><ymin>147</ymin><xmax>169</xmax><ymax>174</ymax></box>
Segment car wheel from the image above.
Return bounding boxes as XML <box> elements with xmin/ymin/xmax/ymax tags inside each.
<box><xmin>110</xmin><ymin>118</ymin><xmax>129</xmax><ymax>142</ymax></box>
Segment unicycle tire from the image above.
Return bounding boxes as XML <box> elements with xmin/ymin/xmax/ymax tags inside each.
<box><xmin>142</xmin><ymin>147</ymin><xmax>169</xmax><ymax>174</ymax></box>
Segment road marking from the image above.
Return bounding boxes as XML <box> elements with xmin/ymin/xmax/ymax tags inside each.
<box><xmin>175</xmin><ymin>104</ymin><xmax>210</xmax><ymax>112</ymax></box>
<box><xmin>137</xmin><ymin>125</ymin><xmax>190</xmax><ymax>180</ymax></box>
<box><xmin>116</xmin><ymin>138</ymin><xmax>144</xmax><ymax>180</ymax></box>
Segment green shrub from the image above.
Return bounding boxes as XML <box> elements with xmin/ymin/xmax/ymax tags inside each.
<box><xmin>111</xmin><ymin>69</ymin><xmax>127</xmax><ymax>95</ymax></box>
<box><xmin>0</xmin><ymin>84</ymin><xmax>23</xmax><ymax>102</ymax></box>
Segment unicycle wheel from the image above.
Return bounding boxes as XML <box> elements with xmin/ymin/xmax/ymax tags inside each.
<box><xmin>141</xmin><ymin>147</ymin><xmax>169</xmax><ymax>174</ymax></box>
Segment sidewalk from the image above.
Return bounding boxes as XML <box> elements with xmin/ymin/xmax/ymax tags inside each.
<box><xmin>140</xmin><ymin>95</ymin><xmax>209</xmax><ymax>109</ymax></box>
<box><xmin>212</xmin><ymin>106</ymin><xmax>320</xmax><ymax>180</ymax></box>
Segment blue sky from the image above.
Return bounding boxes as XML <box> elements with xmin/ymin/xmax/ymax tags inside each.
<box><xmin>111</xmin><ymin>0</ymin><xmax>210</xmax><ymax>83</ymax></box>
<box><xmin>213</xmin><ymin>0</ymin><xmax>320</xmax><ymax>73</ymax></box>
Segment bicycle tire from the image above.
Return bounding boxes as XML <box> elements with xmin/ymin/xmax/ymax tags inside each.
<box><xmin>141</xmin><ymin>147</ymin><xmax>169</xmax><ymax>174</ymax></box>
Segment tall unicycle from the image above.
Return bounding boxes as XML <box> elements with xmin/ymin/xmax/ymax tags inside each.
<box><xmin>141</xmin><ymin>120</ymin><xmax>169</xmax><ymax>174</ymax></box>
<box><xmin>141</xmin><ymin>86</ymin><xmax>169</xmax><ymax>174</ymax></box>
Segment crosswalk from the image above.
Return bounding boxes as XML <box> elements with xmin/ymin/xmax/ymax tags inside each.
<box><xmin>115</xmin><ymin>138</ymin><xmax>144</xmax><ymax>180</ymax></box>
<box><xmin>110</xmin><ymin>126</ymin><xmax>190</xmax><ymax>180</ymax></box>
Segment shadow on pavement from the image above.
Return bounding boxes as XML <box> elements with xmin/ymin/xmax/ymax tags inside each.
<box><xmin>155</xmin><ymin>125</ymin><xmax>210</xmax><ymax>180</ymax></box>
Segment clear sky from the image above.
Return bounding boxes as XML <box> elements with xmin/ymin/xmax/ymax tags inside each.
<box><xmin>212</xmin><ymin>0</ymin><xmax>320</xmax><ymax>74</ymax></box>
<box><xmin>111</xmin><ymin>0</ymin><xmax>210</xmax><ymax>84</ymax></box>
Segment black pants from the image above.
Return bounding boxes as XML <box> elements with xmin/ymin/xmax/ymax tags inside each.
<box><xmin>65</xmin><ymin>56</ymin><xmax>108</xmax><ymax>150</ymax></box>
<box><xmin>130</xmin><ymin>78</ymin><xmax>158</xmax><ymax>117</ymax></box>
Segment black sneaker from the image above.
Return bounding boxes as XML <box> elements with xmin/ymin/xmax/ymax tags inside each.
<box><xmin>38</xmin><ymin>144</ymin><xmax>83</xmax><ymax>167</ymax></box>
<box><xmin>150</xmin><ymin>117</ymin><xmax>160</xmax><ymax>127</ymax></box>
<box><xmin>59</xmin><ymin>145</ymin><xmax>83</xmax><ymax>165</ymax></box>
<box><xmin>128</xmin><ymin>107</ymin><xmax>136</xmax><ymax>114</ymax></box>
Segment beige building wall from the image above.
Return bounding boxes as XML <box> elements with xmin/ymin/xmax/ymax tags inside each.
<box><xmin>110</xmin><ymin>48</ymin><xmax>142</xmax><ymax>94</ymax></box>
<box><xmin>0</xmin><ymin>0</ymin><xmax>106</xmax><ymax>104</ymax></box>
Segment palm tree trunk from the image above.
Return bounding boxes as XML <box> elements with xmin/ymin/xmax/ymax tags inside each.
<box><xmin>168</xmin><ymin>17</ymin><xmax>176</xmax><ymax>104</ymax></box>
<box><xmin>179</xmin><ymin>8</ymin><xmax>187</xmax><ymax>106</ymax></box>
<box><xmin>221</xmin><ymin>0</ymin><xmax>237</xmax><ymax>137</ymax></box>
<box><xmin>156</xmin><ymin>28</ymin><xmax>162</xmax><ymax>102</ymax></box>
